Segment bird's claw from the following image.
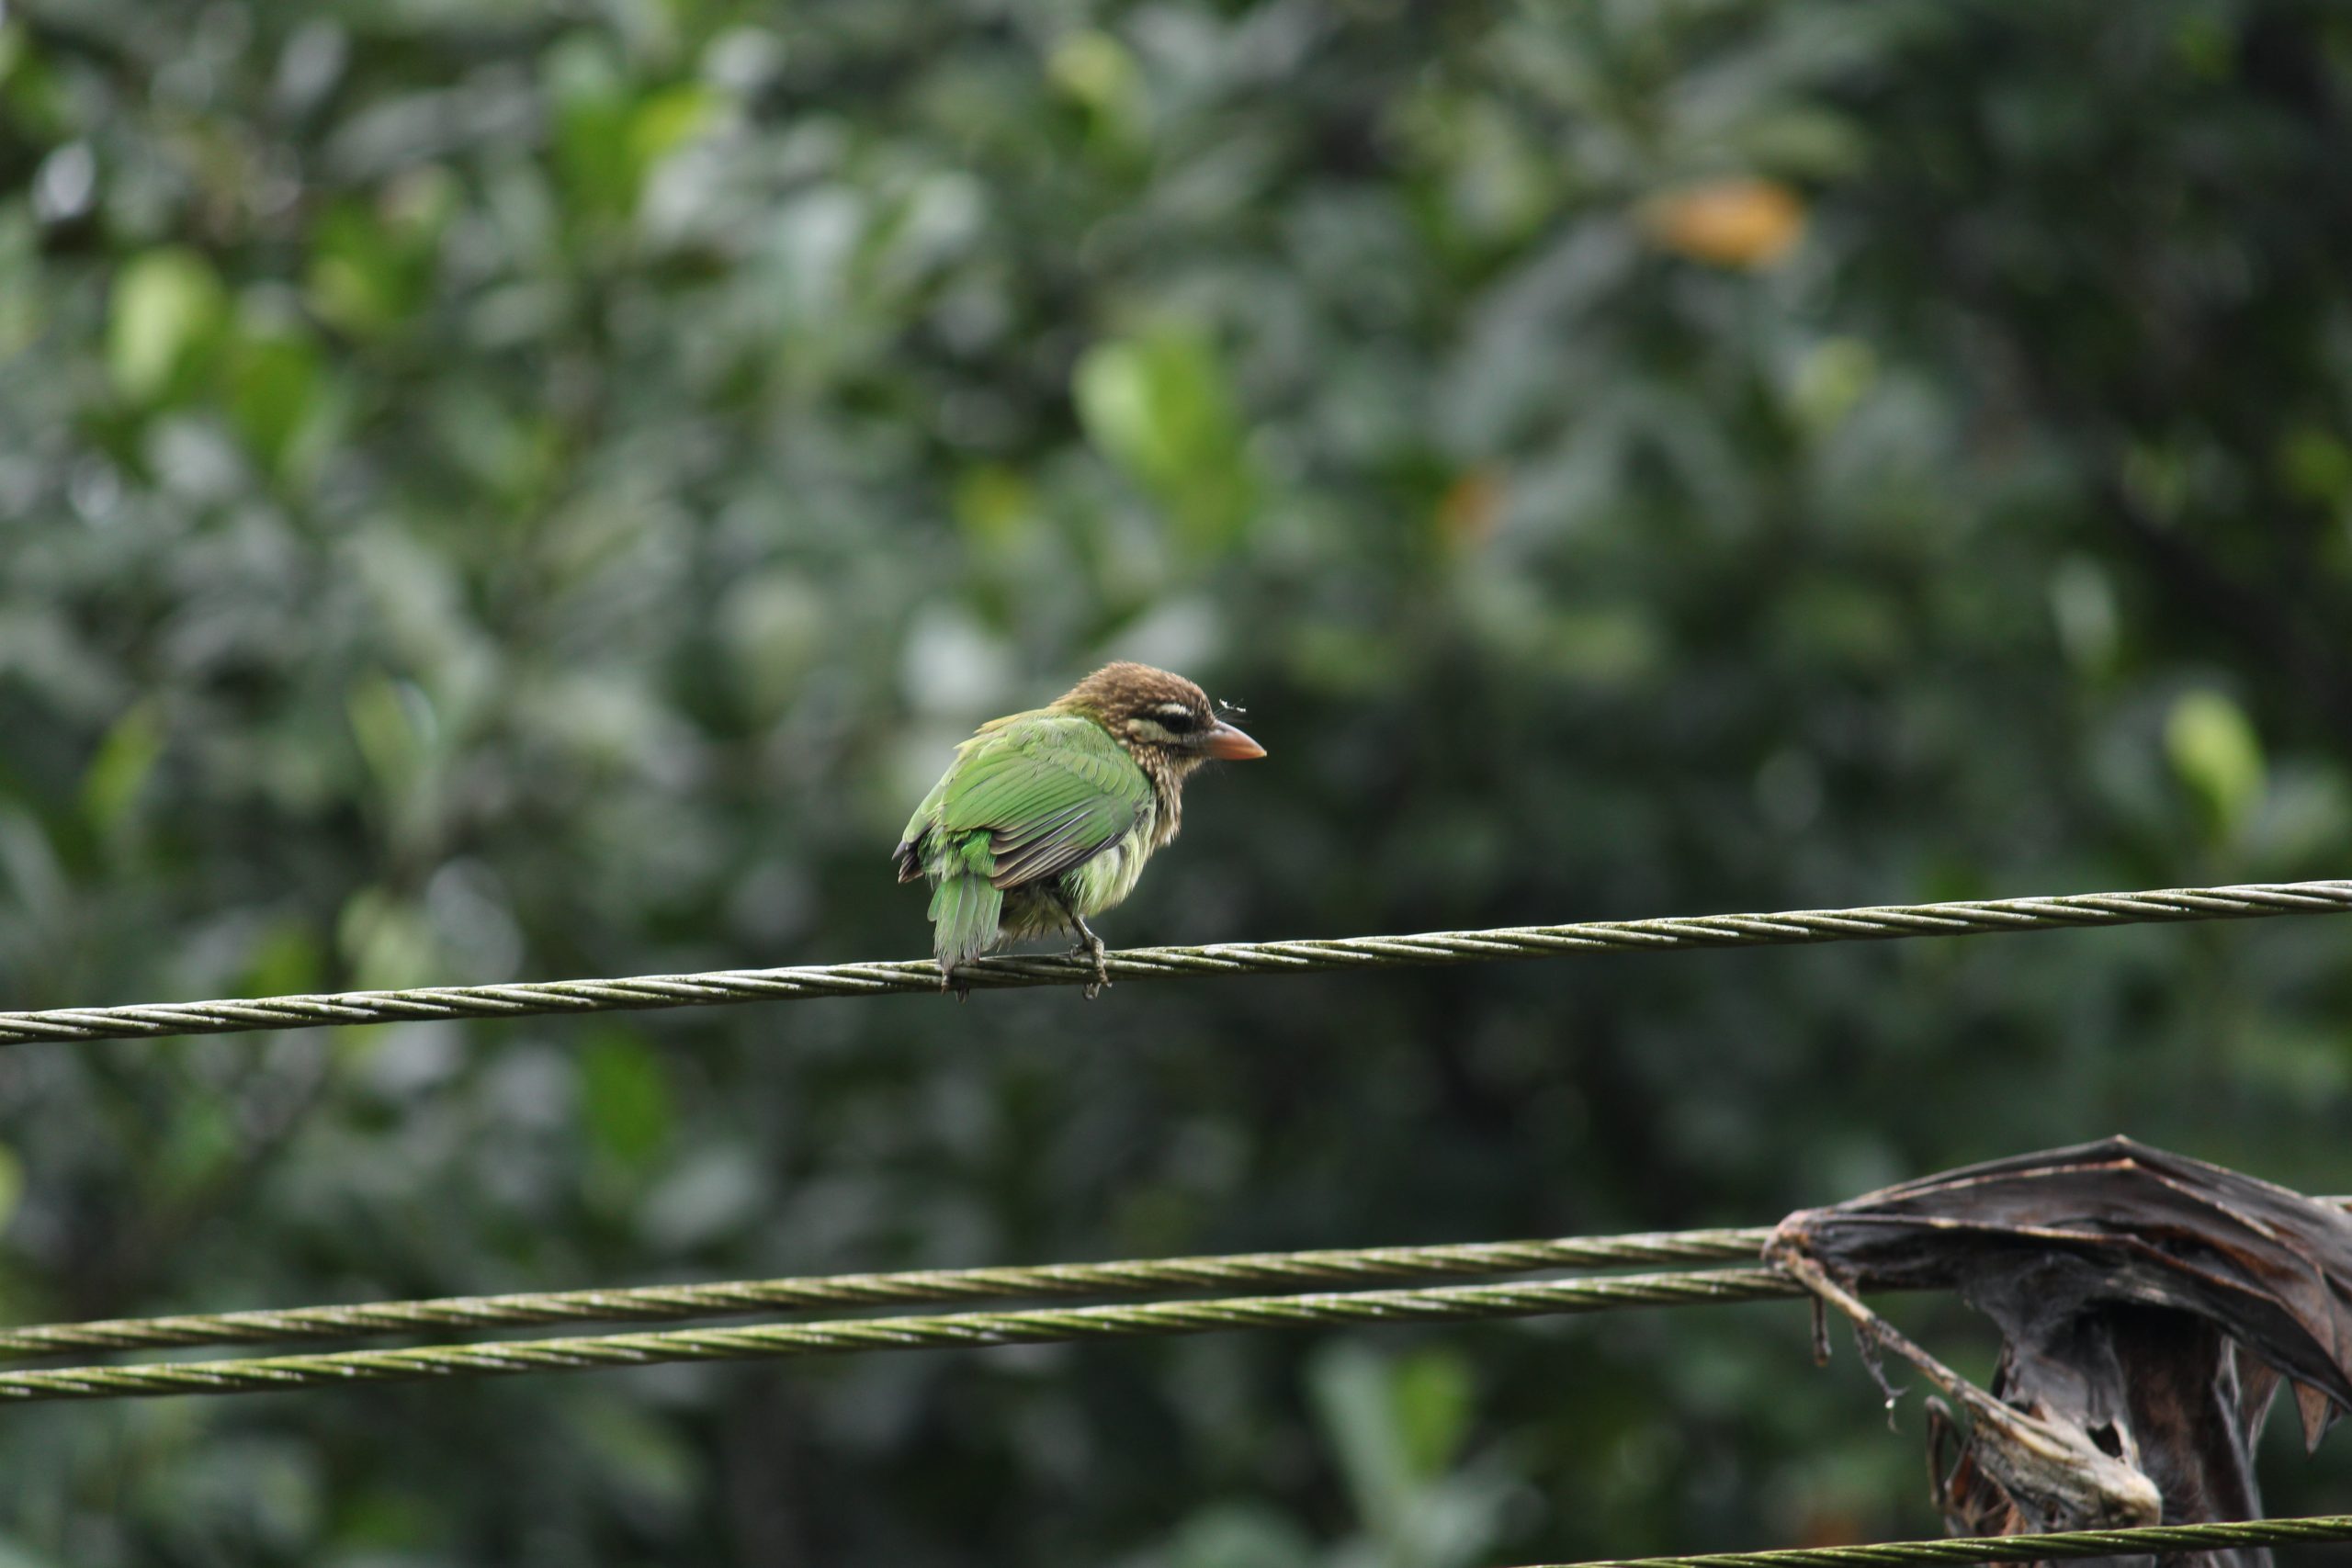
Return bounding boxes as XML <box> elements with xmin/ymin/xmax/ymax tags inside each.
<box><xmin>1070</xmin><ymin>937</ymin><xmax>1110</xmax><ymax>999</ymax></box>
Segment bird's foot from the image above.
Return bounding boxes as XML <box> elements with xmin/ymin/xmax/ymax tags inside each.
<box><xmin>1069</xmin><ymin>931</ymin><xmax>1110</xmax><ymax>999</ymax></box>
<box><xmin>1051</xmin><ymin>903</ymin><xmax>1112</xmax><ymax>999</ymax></box>
<box><xmin>940</xmin><ymin>967</ymin><xmax>970</xmax><ymax>1002</ymax></box>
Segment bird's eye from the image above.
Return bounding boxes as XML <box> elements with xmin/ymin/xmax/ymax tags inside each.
<box><xmin>1150</xmin><ymin>704</ymin><xmax>1198</xmax><ymax>734</ymax></box>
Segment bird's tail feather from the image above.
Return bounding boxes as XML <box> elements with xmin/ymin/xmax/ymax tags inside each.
<box><xmin>927</xmin><ymin>831</ymin><xmax>1003</xmax><ymax>976</ymax></box>
<box><xmin>928</xmin><ymin>874</ymin><xmax>1003</xmax><ymax>974</ymax></box>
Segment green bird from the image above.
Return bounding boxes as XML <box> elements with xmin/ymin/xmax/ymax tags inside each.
<box><xmin>895</xmin><ymin>662</ymin><xmax>1266</xmax><ymax>992</ymax></box>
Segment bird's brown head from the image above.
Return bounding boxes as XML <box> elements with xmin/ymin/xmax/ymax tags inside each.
<box><xmin>1053</xmin><ymin>662</ymin><xmax>1265</xmax><ymax>776</ymax></box>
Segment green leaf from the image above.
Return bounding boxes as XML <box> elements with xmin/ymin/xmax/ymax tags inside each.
<box><xmin>2165</xmin><ymin>690</ymin><xmax>2266</xmax><ymax>840</ymax></box>
<box><xmin>1390</xmin><ymin>1348</ymin><xmax>1475</xmax><ymax>1481</ymax></box>
<box><xmin>347</xmin><ymin>673</ymin><xmax>434</xmax><ymax>797</ymax></box>
<box><xmin>226</xmin><ymin>312</ymin><xmax>328</xmax><ymax>477</ymax></box>
<box><xmin>0</xmin><ymin>208</ymin><xmax>41</xmax><ymax>362</ymax></box>
<box><xmin>580</xmin><ymin>1030</ymin><xmax>673</xmax><ymax>1168</ymax></box>
<box><xmin>549</xmin><ymin>38</ymin><xmax>635</xmax><ymax>218</ymax></box>
<box><xmin>572</xmin><ymin>1393</ymin><xmax>700</xmax><ymax>1512</ymax></box>
<box><xmin>241</xmin><ymin>919</ymin><xmax>325</xmax><ymax>998</ymax></box>
<box><xmin>1073</xmin><ymin>339</ymin><xmax>1156</xmax><ymax>472</ymax></box>
<box><xmin>337</xmin><ymin>886</ymin><xmax>441</xmax><ymax>992</ymax></box>
<box><xmin>718</xmin><ymin>570</ymin><xmax>829</xmax><ymax>720</ymax></box>
<box><xmin>1048</xmin><ymin>31</ymin><xmax>1138</xmax><ymax>116</ymax></box>
<box><xmin>1792</xmin><ymin>337</ymin><xmax>1876</xmax><ymax>434</ymax></box>
<box><xmin>1048</xmin><ymin>30</ymin><xmax>1147</xmax><ymax>150</ymax></box>
<box><xmin>548</xmin><ymin>44</ymin><xmax>713</xmax><ymax>220</ymax></box>
<box><xmin>0</xmin><ymin>1529</ymin><xmax>67</xmax><ymax>1568</ymax></box>
<box><xmin>955</xmin><ymin>464</ymin><xmax>1042</xmax><ymax>558</ymax></box>
<box><xmin>151</xmin><ymin>1096</ymin><xmax>239</xmax><ymax>1200</ymax></box>
<box><xmin>1160</xmin><ymin>1505</ymin><xmax>1317</xmax><ymax>1568</ymax></box>
<box><xmin>2048</xmin><ymin>557</ymin><xmax>2119</xmax><ymax>674</ymax></box>
<box><xmin>1306</xmin><ymin>1341</ymin><xmax>1416</xmax><ymax>1534</ymax></box>
<box><xmin>305</xmin><ymin>180</ymin><xmax>451</xmax><ymax>340</ymax></box>
<box><xmin>2278</xmin><ymin>426</ymin><xmax>2352</xmax><ymax>507</ymax></box>
<box><xmin>627</xmin><ymin>85</ymin><xmax>718</xmax><ymax>182</ymax></box>
<box><xmin>1073</xmin><ymin>322</ymin><xmax>1258</xmax><ymax>555</ymax></box>
<box><xmin>0</xmin><ymin>1142</ymin><xmax>26</xmax><ymax>1239</ymax></box>
<box><xmin>108</xmin><ymin>246</ymin><xmax>225</xmax><ymax>402</ymax></box>
<box><xmin>81</xmin><ymin>700</ymin><xmax>163</xmax><ymax>834</ymax></box>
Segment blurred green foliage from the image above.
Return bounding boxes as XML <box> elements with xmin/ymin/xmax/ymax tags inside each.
<box><xmin>4</xmin><ymin>0</ymin><xmax>2352</xmax><ymax>1562</ymax></box>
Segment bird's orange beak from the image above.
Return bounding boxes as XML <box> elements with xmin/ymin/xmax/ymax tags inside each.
<box><xmin>1204</xmin><ymin>720</ymin><xmax>1266</xmax><ymax>761</ymax></box>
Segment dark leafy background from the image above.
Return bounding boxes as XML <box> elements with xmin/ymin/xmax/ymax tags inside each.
<box><xmin>3</xmin><ymin>0</ymin><xmax>2351</xmax><ymax>1562</ymax></box>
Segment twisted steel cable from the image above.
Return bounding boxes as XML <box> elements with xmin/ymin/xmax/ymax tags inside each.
<box><xmin>1515</xmin><ymin>1515</ymin><xmax>2352</xmax><ymax>1568</ymax></box>
<box><xmin>18</xmin><ymin>1194</ymin><xmax>2350</xmax><ymax>1359</ymax></box>
<box><xmin>0</xmin><ymin>1228</ymin><xmax>1773</xmax><ymax>1359</ymax></box>
<box><xmin>0</xmin><ymin>880</ymin><xmax>2345</xmax><ymax>1047</ymax></box>
<box><xmin>7</xmin><ymin>1194</ymin><xmax>2349</xmax><ymax>1393</ymax></box>
<box><xmin>0</xmin><ymin>1269</ymin><xmax>1800</xmax><ymax>1403</ymax></box>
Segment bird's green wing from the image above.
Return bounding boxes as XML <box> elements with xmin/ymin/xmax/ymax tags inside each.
<box><xmin>934</xmin><ymin>714</ymin><xmax>1148</xmax><ymax>891</ymax></box>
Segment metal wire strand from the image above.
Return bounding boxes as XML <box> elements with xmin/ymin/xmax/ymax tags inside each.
<box><xmin>0</xmin><ymin>1228</ymin><xmax>1773</xmax><ymax>1359</ymax></box>
<box><xmin>1510</xmin><ymin>1514</ymin><xmax>2352</xmax><ymax>1568</ymax></box>
<box><xmin>0</xmin><ymin>1269</ymin><xmax>1801</xmax><ymax>1403</ymax></box>
<box><xmin>0</xmin><ymin>880</ymin><xmax>2343</xmax><ymax>1047</ymax></box>
<box><xmin>16</xmin><ymin>1190</ymin><xmax>2348</xmax><ymax>1361</ymax></box>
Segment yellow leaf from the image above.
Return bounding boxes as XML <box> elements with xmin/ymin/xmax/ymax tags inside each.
<box><xmin>1435</xmin><ymin>467</ymin><xmax>1505</xmax><ymax>550</ymax></box>
<box><xmin>1639</xmin><ymin>178</ymin><xmax>1806</xmax><ymax>270</ymax></box>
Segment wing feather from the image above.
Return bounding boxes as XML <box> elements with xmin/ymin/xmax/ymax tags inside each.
<box><xmin>989</xmin><ymin>803</ymin><xmax>1129</xmax><ymax>888</ymax></box>
<box><xmin>930</xmin><ymin>716</ymin><xmax>1146</xmax><ymax>893</ymax></box>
